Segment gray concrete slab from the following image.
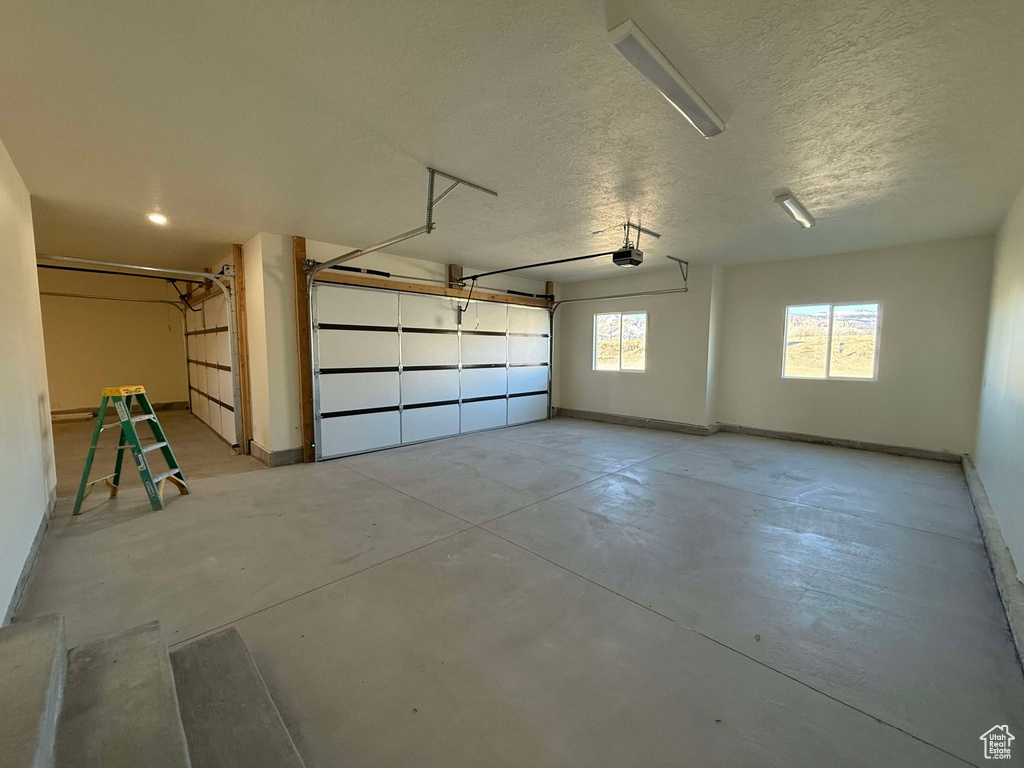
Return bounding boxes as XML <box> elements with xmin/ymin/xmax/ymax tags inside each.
<box><xmin>0</xmin><ymin>613</ymin><xmax>65</xmax><ymax>768</ymax></box>
<box><xmin>57</xmin><ymin>621</ymin><xmax>191</xmax><ymax>768</ymax></box>
<box><xmin>53</xmin><ymin>411</ymin><xmax>262</xmax><ymax>499</ymax></box>
<box><xmin>485</xmin><ymin>466</ymin><xmax>1024</xmax><ymax>764</ymax></box>
<box><xmin>18</xmin><ymin>463</ymin><xmax>468</xmax><ymax>648</ymax></box>
<box><xmin>342</xmin><ymin>433</ymin><xmax>630</xmax><ymax>524</ymax></box>
<box><xmin>494</xmin><ymin>417</ymin><xmax>707</xmax><ymax>463</ymax></box>
<box><xmin>229</xmin><ymin>528</ymin><xmax>964</xmax><ymax>768</ymax></box>
<box><xmin>639</xmin><ymin>431</ymin><xmax>980</xmax><ymax>540</ymax></box>
<box><xmin>17</xmin><ymin>418</ymin><xmax>1022</xmax><ymax>765</ymax></box>
<box><xmin>171</xmin><ymin>627</ymin><xmax>305</xmax><ymax>768</ymax></box>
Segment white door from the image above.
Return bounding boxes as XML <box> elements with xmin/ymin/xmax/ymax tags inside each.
<box><xmin>313</xmin><ymin>283</ymin><xmax>551</xmax><ymax>460</ymax></box>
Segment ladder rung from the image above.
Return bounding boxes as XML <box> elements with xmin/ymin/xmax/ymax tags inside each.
<box><xmin>151</xmin><ymin>469</ymin><xmax>181</xmax><ymax>484</ymax></box>
<box><xmin>100</xmin><ymin>422</ymin><xmax>122</xmax><ymax>431</ymax></box>
<box><xmin>115</xmin><ymin>442</ymin><xmax>168</xmax><ymax>453</ymax></box>
<box><xmin>131</xmin><ymin>414</ymin><xmax>156</xmax><ymax>423</ymax></box>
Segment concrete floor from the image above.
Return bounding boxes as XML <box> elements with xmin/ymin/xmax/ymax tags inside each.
<box><xmin>18</xmin><ymin>418</ymin><xmax>1024</xmax><ymax>766</ymax></box>
<box><xmin>52</xmin><ymin>411</ymin><xmax>262</xmax><ymax>499</ymax></box>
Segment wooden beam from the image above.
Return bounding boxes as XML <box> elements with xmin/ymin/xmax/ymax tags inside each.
<box><xmin>293</xmin><ymin>237</ymin><xmax>315</xmax><ymax>463</ymax></box>
<box><xmin>447</xmin><ymin>264</ymin><xmax>463</xmax><ymax>286</ymax></box>
<box><xmin>231</xmin><ymin>244</ymin><xmax>254</xmax><ymax>454</ymax></box>
<box><xmin>312</xmin><ymin>270</ymin><xmax>552</xmax><ymax>309</ymax></box>
<box><xmin>545</xmin><ymin>281</ymin><xmax>554</xmax><ymax>297</ymax></box>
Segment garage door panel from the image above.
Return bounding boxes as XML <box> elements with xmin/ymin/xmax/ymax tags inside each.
<box><xmin>401</xmin><ymin>294</ymin><xmax>459</xmax><ymax>330</ymax></box>
<box><xmin>218</xmin><ymin>370</ymin><xmax>233</xmax><ymax>402</ymax></box>
<box><xmin>462</xmin><ymin>367</ymin><xmax>506</xmax><ymax>398</ymax></box>
<box><xmin>219</xmin><ymin>406</ymin><xmax>236</xmax><ymax>445</ymax></box>
<box><xmin>402</xmin><ymin>369</ymin><xmax>459</xmax><ymax>405</ymax></box>
<box><xmin>321</xmin><ymin>411</ymin><xmax>401</xmax><ymax>457</ymax></box>
<box><xmin>461</xmin><ymin>335</ymin><xmax>506</xmax><ymax>366</ymax></box>
<box><xmin>508</xmin><ymin>365</ymin><xmax>548</xmax><ymax>394</ymax></box>
<box><xmin>402</xmin><ymin>405</ymin><xmax>460</xmax><ymax>443</ymax></box>
<box><xmin>461</xmin><ymin>399</ymin><xmax>507</xmax><ymax>433</ymax></box>
<box><xmin>461</xmin><ymin>301</ymin><xmax>507</xmax><ymax>333</ymax></box>
<box><xmin>401</xmin><ymin>332</ymin><xmax>458</xmax><ymax>367</ymax></box>
<box><xmin>508</xmin><ymin>306</ymin><xmax>549</xmax><ymax>335</ymax></box>
<box><xmin>508</xmin><ymin>394</ymin><xmax>548</xmax><ymax>424</ymax></box>
<box><xmin>320</xmin><ymin>372</ymin><xmax>399</xmax><ymax>412</ymax></box>
<box><xmin>317</xmin><ymin>285</ymin><xmax>399</xmax><ymax>326</ymax></box>
<box><xmin>213</xmin><ymin>332</ymin><xmax>230</xmax><ymax>364</ymax></box>
<box><xmin>319</xmin><ymin>330</ymin><xmax>400</xmax><ymax>368</ymax></box>
<box><xmin>509</xmin><ymin>336</ymin><xmax>549</xmax><ymax>365</ymax></box>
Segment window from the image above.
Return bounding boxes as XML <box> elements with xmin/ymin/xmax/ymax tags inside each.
<box><xmin>594</xmin><ymin>312</ymin><xmax>647</xmax><ymax>371</ymax></box>
<box><xmin>782</xmin><ymin>302</ymin><xmax>880</xmax><ymax>380</ymax></box>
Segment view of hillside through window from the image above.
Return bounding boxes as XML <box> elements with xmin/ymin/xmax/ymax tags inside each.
<box><xmin>783</xmin><ymin>303</ymin><xmax>880</xmax><ymax>379</ymax></box>
<box><xmin>594</xmin><ymin>312</ymin><xmax>647</xmax><ymax>371</ymax></box>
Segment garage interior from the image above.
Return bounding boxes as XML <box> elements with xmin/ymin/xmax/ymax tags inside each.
<box><xmin>2</xmin><ymin>1</ymin><xmax>1024</xmax><ymax>766</ymax></box>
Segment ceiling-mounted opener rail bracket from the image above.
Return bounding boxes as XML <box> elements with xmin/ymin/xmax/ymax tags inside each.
<box><xmin>665</xmin><ymin>255</ymin><xmax>688</xmax><ymax>290</ymax></box>
<box><xmin>425</xmin><ymin>167</ymin><xmax>498</xmax><ymax>234</ymax></box>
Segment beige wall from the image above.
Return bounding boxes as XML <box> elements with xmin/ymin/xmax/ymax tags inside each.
<box><xmin>0</xmin><ymin>138</ymin><xmax>56</xmax><ymax>622</ymax></box>
<box><xmin>715</xmin><ymin>237</ymin><xmax>993</xmax><ymax>454</ymax></box>
<box><xmin>976</xmin><ymin>184</ymin><xmax>1024</xmax><ymax>580</ymax></box>
<box><xmin>555</xmin><ymin>264</ymin><xmax>714</xmax><ymax>426</ymax></box>
<box><xmin>38</xmin><ymin>270</ymin><xmax>188</xmax><ymax>411</ymax></box>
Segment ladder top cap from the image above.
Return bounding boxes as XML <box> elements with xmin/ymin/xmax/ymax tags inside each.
<box><xmin>102</xmin><ymin>385</ymin><xmax>146</xmax><ymax>396</ymax></box>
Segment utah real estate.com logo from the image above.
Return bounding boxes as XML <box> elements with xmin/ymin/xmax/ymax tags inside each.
<box><xmin>980</xmin><ymin>725</ymin><xmax>1014</xmax><ymax>760</ymax></box>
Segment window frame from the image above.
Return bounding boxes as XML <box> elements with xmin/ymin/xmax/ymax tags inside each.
<box><xmin>781</xmin><ymin>301</ymin><xmax>882</xmax><ymax>382</ymax></box>
<box><xmin>593</xmin><ymin>311</ymin><xmax>648</xmax><ymax>373</ymax></box>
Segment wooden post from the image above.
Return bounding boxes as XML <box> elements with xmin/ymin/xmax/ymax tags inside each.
<box><xmin>447</xmin><ymin>264</ymin><xmax>464</xmax><ymax>286</ymax></box>
<box><xmin>545</xmin><ymin>281</ymin><xmax>554</xmax><ymax>298</ymax></box>
<box><xmin>293</xmin><ymin>237</ymin><xmax>316</xmax><ymax>463</ymax></box>
<box><xmin>232</xmin><ymin>244</ymin><xmax>254</xmax><ymax>454</ymax></box>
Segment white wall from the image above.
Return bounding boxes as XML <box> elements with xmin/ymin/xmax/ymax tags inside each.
<box><xmin>38</xmin><ymin>270</ymin><xmax>188</xmax><ymax>411</ymax></box>
<box><xmin>556</xmin><ymin>264</ymin><xmax>714</xmax><ymax>426</ymax></box>
<box><xmin>976</xmin><ymin>184</ymin><xmax>1024</xmax><ymax>580</ymax></box>
<box><xmin>716</xmin><ymin>237</ymin><xmax>993</xmax><ymax>454</ymax></box>
<box><xmin>0</xmin><ymin>138</ymin><xmax>56</xmax><ymax>622</ymax></box>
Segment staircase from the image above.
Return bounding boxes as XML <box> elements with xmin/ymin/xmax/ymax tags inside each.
<box><xmin>0</xmin><ymin>615</ymin><xmax>305</xmax><ymax>768</ymax></box>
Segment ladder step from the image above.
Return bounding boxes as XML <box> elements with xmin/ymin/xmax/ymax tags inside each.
<box><xmin>115</xmin><ymin>442</ymin><xmax>168</xmax><ymax>454</ymax></box>
<box><xmin>131</xmin><ymin>414</ymin><xmax>156</xmax><ymax>423</ymax></box>
<box><xmin>100</xmin><ymin>422</ymin><xmax>122</xmax><ymax>431</ymax></box>
<box><xmin>151</xmin><ymin>469</ymin><xmax>182</xmax><ymax>484</ymax></box>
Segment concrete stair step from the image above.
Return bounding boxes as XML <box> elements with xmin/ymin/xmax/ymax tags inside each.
<box><xmin>171</xmin><ymin>627</ymin><xmax>305</xmax><ymax>768</ymax></box>
<box><xmin>0</xmin><ymin>613</ymin><xmax>66</xmax><ymax>768</ymax></box>
<box><xmin>56</xmin><ymin>621</ymin><xmax>191</xmax><ymax>768</ymax></box>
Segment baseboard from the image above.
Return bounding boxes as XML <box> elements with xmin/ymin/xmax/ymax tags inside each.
<box><xmin>249</xmin><ymin>441</ymin><xmax>303</xmax><ymax>468</ymax></box>
<box><xmin>962</xmin><ymin>457</ymin><xmax>1024</xmax><ymax>671</ymax></box>
<box><xmin>3</xmin><ymin>486</ymin><xmax>57</xmax><ymax>626</ymax></box>
<box><xmin>51</xmin><ymin>400</ymin><xmax>189</xmax><ymax>418</ymax></box>
<box><xmin>553</xmin><ymin>408</ymin><xmax>719</xmax><ymax>436</ymax></box>
<box><xmin>717</xmin><ymin>423</ymin><xmax>962</xmax><ymax>463</ymax></box>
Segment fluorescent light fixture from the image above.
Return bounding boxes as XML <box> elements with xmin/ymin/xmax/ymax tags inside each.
<box><xmin>608</xmin><ymin>19</ymin><xmax>724</xmax><ymax>138</ymax></box>
<box><xmin>774</xmin><ymin>193</ymin><xmax>815</xmax><ymax>228</ymax></box>
<box><xmin>147</xmin><ymin>213</ymin><xmax>168</xmax><ymax>225</ymax></box>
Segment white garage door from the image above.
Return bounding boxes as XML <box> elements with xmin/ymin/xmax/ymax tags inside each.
<box><xmin>185</xmin><ymin>292</ymin><xmax>238</xmax><ymax>447</ymax></box>
<box><xmin>313</xmin><ymin>283</ymin><xmax>551</xmax><ymax>460</ymax></box>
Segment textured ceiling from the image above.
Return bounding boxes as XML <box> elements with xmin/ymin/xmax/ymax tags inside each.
<box><xmin>3</xmin><ymin>0</ymin><xmax>1023</xmax><ymax>279</ymax></box>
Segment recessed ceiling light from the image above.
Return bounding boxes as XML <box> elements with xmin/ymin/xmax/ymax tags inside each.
<box><xmin>608</xmin><ymin>19</ymin><xmax>725</xmax><ymax>138</ymax></box>
<box><xmin>774</xmin><ymin>194</ymin><xmax>815</xmax><ymax>228</ymax></box>
<box><xmin>147</xmin><ymin>213</ymin><xmax>168</xmax><ymax>225</ymax></box>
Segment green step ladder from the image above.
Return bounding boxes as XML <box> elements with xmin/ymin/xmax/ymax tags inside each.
<box><xmin>73</xmin><ymin>385</ymin><xmax>190</xmax><ymax>515</ymax></box>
